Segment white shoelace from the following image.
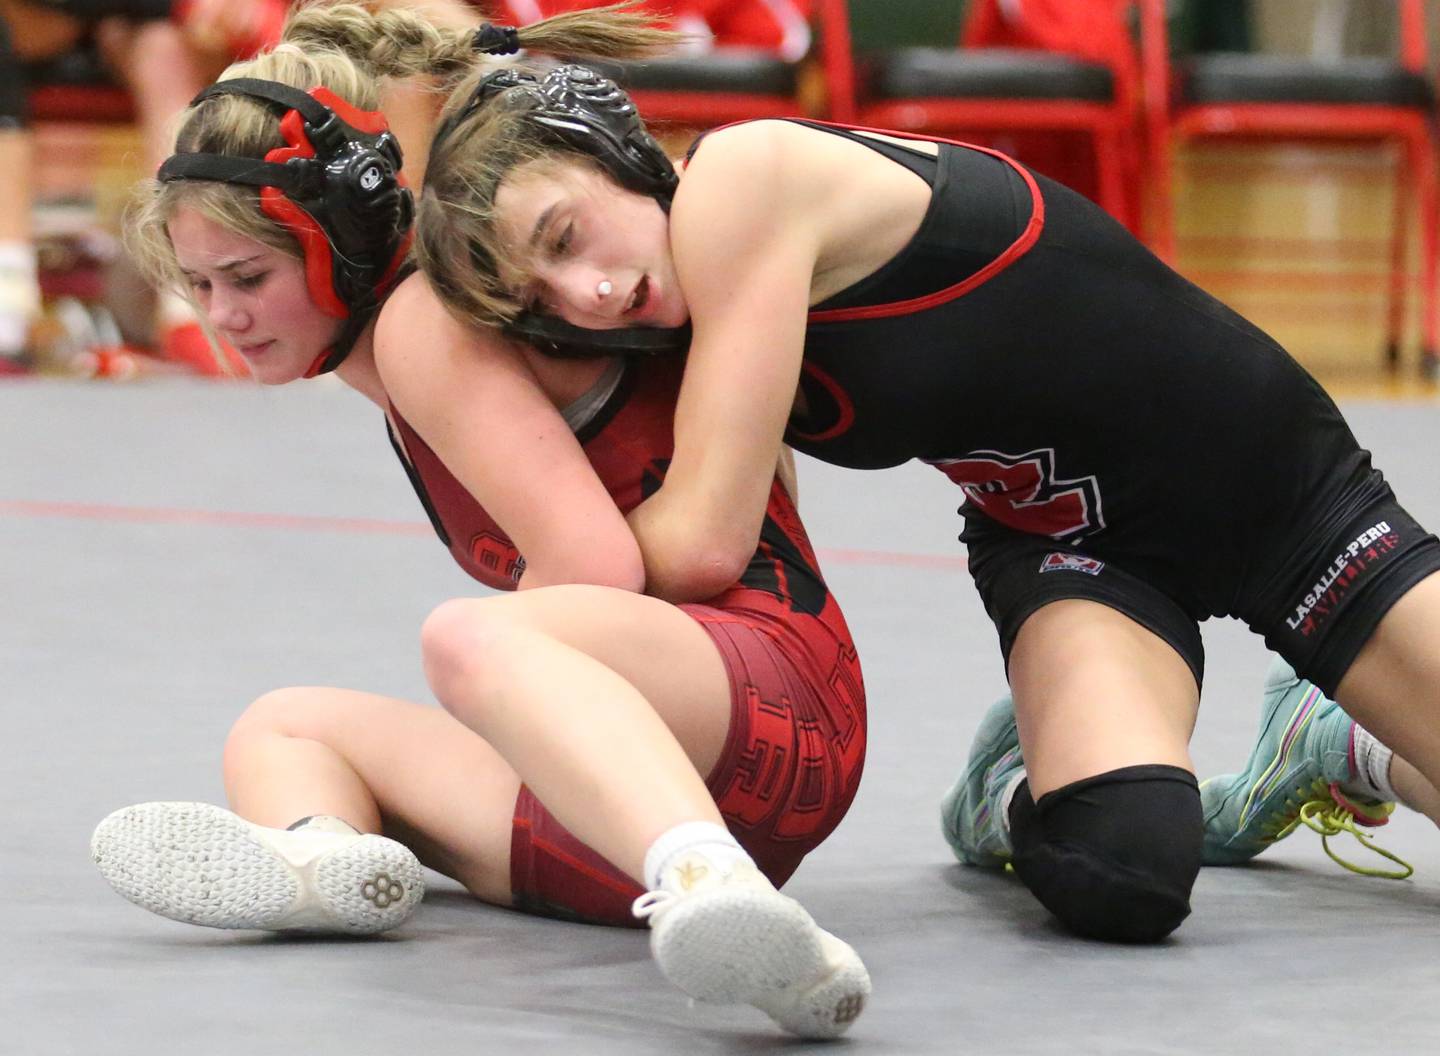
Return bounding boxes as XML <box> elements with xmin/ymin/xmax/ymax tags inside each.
<box><xmin>631</xmin><ymin>889</ymin><xmax>674</xmax><ymax>922</ymax></box>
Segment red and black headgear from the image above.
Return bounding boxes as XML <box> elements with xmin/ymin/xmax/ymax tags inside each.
<box><xmin>158</xmin><ymin>78</ymin><xmax>414</xmax><ymax>376</ymax></box>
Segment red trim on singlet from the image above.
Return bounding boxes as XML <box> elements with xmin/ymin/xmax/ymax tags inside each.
<box><xmin>803</xmin><ymin>122</ymin><xmax>1046</xmax><ymax>323</ymax></box>
<box><xmin>693</xmin><ymin>119</ymin><xmax>1046</xmax><ymax>324</ymax></box>
<box><xmin>511</xmin><ymin>813</ymin><xmax>640</xmax><ymax>897</ymax></box>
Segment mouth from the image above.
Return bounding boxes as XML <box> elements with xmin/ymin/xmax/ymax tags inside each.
<box><xmin>236</xmin><ymin>340</ymin><xmax>274</xmax><ymax>358</ymax></box>
<box><xmin>623</xmin><ymin>276</ymin><xmax>650</xmax><ymax>318</ymax></box>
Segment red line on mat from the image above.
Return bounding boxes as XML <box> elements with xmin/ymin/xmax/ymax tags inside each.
<box><xmin>0</xmin><ymin>499</ymin><xmax>970</xmax><ymax>571</ymax></box>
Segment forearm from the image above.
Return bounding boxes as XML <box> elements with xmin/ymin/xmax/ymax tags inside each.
<box><xmin>626</xmin><ymin>487</ymin><xmax>759</xmax><ymax>603</ymax></box>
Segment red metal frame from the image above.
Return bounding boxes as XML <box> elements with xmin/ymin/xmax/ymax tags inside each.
<box><xmin>1150</xmin><ymin>0</ymin><xmax>1438</xmax><ymax>373</ymax></box>
<box><xmin>629</xmin><ymin>0</ymin><xmax>857</xmax><ymax>128</ymax></box>
<box><xmin>849</xmin><ymin>1</ymin><xmax>1163</xmax><ymax>235</ymax></box>
<box><xmin>28</xmin><ymin>85</ymin><xmax>135</xmax><ymax>125</ymax></box>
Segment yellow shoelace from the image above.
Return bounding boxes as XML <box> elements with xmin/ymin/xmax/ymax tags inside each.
<box><xmin>1273</xmin><ymin>796</ymin><xmax>1414</xmax><ymax>880</ymax></box>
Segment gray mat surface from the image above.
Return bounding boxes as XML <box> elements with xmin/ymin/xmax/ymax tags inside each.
<box><xmin>5</xmin><ymin>378</ymin><xmax>1438</xmax><ymax>1054</ymax></box>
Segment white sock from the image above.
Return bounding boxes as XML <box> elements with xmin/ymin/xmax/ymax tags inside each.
<box><xmin>286</xmin><ymin>814</ymin><xmax>361</xmax><ymax>836</ymax></box>
<box><xmin>999</xmin><ymin>770</ymin><xmax>1027</xmax><ymax>833</ymax></box>
<box><xmin>643</xmin><ymin>820</ymin><xmax>754</xmax><ymax>891</ymax></box>
<box><xmin>1346</xmin><ymin>724</ymin><xmax>1398</xmax><ymax>803</ymax></box>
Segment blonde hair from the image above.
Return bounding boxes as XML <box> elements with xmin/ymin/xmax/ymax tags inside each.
<box><xmin>124</xmin><ymin>1</ymin><xmax>478</xmax><ymax>296</ymax></box>
<box><xmin>123</xmin><ymin>1</ymin><xmax>678</xmax><ymax>333</ymax></box>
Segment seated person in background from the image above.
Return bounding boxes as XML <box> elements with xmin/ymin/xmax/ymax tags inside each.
<box><xmin>0</xmin><ymin>0</ymin><xmax>475</xmax><ymax>375</ymax></box>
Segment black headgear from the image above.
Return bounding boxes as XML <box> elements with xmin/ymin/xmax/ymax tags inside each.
<box><xmin>158</xmin><ymin>78</ymin><xmax>415</xmax><ymax>376</ymax></box>
<box><xmin>432</xmin><ymin>58</ymin><xmax>691</xmax><ymax>358</ymax></box>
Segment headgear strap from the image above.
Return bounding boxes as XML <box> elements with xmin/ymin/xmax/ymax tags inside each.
<box><xmin>159</xmin><ymin>78</ymin><xmax>414</xmax><ymax>376</ymax></box>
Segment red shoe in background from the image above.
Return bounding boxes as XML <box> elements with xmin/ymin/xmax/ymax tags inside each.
<box><xmin>160</xmin><ymin>321</ymin><xmax>250</xmax><ymax>378</ymax></box>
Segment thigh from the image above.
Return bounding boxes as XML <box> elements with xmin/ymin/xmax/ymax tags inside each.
<box><xmin>437</xmin><ymin>585</ymin><xmax>734</xmax><ymax>774</ymax></box>
<box><xmin>1337</xmin><ymin>570</ymin><xmax>1440</xmax><ymax>785</ymax></box>
<box><xmin>1008</xmin><ymin>599</ymin><xmax>1200</xmax><ymax>797</ymax></box>
<box><xmin>231</xmin><ymin>686</ymin><xmax>521</xmax><ymax>903</ymax></box>
<box><xmin>1248</xmin><ymin>494</ymin><xmax>1440</xmax><ymax>696</ymax></box>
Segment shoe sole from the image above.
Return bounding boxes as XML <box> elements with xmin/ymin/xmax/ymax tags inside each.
<box><xmin>649</xmin><ymin>887</ymin><xmax>869</xmax><ymax>1038</ymax></box>
<box><xmin>752</xmin><ymin>930</ymin><xmax>871</xmax><ymax>1039</ymax></box>
<box><xmin>91</xmin><ymin>802</ymin><xmax>423</xmax><ymax>934</ymax></box>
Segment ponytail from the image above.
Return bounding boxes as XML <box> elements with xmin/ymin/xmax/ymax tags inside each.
<box><xmin>280</xmin><ymin>1</ymin><xmax>684</xmax><ymax>85</ymax></box>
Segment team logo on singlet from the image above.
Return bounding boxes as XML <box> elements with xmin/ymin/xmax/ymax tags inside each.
<box><xmin>1285</xmin><ymin>520</ymin><xmax>1402</xmax><ymax>638</ymax></box>
<box><xmin>1040</xmin><ymin>552</ymin><xmax>1105</xmax><ymax>576</ymax></box>
<box><xmin>929</xmin><ymin>448</ymin><xmax>1105</xmax><ymax>542</ymax></box>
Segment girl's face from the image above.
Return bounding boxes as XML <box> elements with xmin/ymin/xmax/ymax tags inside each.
<box><xmin>492</xmin><ymin>160</ymin><xmax>689</xmax><ymax>330</ymax></box>
<box><xmin>168</xmin><ymin>207</ymin><xmax>341</xmax><ymax>385</ymax></box>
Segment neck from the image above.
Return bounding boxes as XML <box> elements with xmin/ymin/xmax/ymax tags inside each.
<box><xmin>334</xmin><ymin>322</ymin><xmax>388</xmax><ymax>407</ymax></box>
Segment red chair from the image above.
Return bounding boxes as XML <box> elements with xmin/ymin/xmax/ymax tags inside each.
<box><xmin>597</xmin><ymin>0</ymin><xmax>857</xmax><ymax>127</ymax></box>
<box><xmin>847</xmin><ymin>1</ymin><xmax>1164</xmax><ymax>236</ymax></box>
<box><xmin>26</xmin><ymin>47</ymin><xmax>133</xmax><ymax>124</ymax></box>
<box><xmin>1150</xmin><ymin>0</ymin><xmax>1438</xmax><ymax>374</ymax></box>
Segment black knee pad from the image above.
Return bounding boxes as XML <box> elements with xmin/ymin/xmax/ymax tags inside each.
<box><xmin>0</xmin><ymin>17</ymin><xmax>25</xmax><ymax>131</ymax></box>
<box><xmin>1008</xmin><ymin>764</ymin><xmax>1202</xmax><ymax>943</ymax></box>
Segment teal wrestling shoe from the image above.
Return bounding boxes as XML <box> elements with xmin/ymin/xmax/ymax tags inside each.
<box><xmin>1200</xmin><ymin>658</ymin><xmax>1410</xmax><ymax>879</ymax></box>
<box><xmin>940</xmin><ymin>695</ymin><xmax>1025</xmax><ymax>867</ymax></box>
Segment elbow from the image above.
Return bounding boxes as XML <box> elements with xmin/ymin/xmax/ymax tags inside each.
<box><xmin>651</xmin><ymin>539</ymin><xmax>752</xmax><ymax>603</ymax></box>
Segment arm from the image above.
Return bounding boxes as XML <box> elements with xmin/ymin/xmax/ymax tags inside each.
<box><xmin>626</xmin><ymin>122</ymin><xmax>823</xmax><ymax>601</ymax></box>
<box><xmin>377</xmin><ymin>275</ymin><xmax>645</xmax><ymax>593</ymax></box>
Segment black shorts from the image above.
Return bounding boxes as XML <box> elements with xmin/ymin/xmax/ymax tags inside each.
<box><xmin>965</xmin><ymin>524</ymin><xmax>1208</xmax><ymax>688</ymax></box>
<box><xmin>1248</xmin><ymin>494</ymin><xmax>1440</xmax><ymax>696</ymax></box>
<box><xmin>965</xmin><ymin>490</ymin><xmax>1440</xmax><ymax>698</ymax></box>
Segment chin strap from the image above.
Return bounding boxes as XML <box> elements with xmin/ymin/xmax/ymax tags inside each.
<box><xmin>505</xmin><ymin>312</ymin><xmax>691</xmax><ymax>360</ymax></box>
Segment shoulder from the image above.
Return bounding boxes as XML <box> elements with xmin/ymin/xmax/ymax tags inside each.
<box><xmin>680</xmin><ymin>120</ymin><xmax>820</xmax><ymax>195</ymax></box>
<box><xmin>672</xmin><ymin>121</ymin><xmax>830</xmax><ymax>267</ymax></box>
<box><xmin>373</xmin><ymin>273</ymin><xmax>529</xmax><ymax>405</ymax></box>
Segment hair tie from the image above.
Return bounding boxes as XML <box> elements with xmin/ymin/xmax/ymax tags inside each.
<box><xmin>473</xmin><ymin>23</ymin><xmax>521</xmax><ymax>55</ymax></box>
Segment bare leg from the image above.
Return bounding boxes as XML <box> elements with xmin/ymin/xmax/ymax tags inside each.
<box><xmin>1338</xmin><ymin>572</ymin><xmax>1440</xmax><ymax>823</ymax></box>
<box><xmin>1389</xmin><ymin>756</ymin><xmax>1440</xmax><ymax>823</ymax></box>
<box><xmin>1009</xmin><ymin>600</ymin><xmax>1198</xmax><ymax>796</ymax></box>
<box><xmin>421</xmin><ymin>584</ymin><xmax>732</xmax><ymax>886</ymax></box>
<box><xmin>222</xmin><ymin>685</ymin><xmax>521</xmax><ymax>902</ymax></box>
<box><xmin>998</xmin><ymin>599</ymin><xmax>1203</xmax><ymax>942</ymax></box>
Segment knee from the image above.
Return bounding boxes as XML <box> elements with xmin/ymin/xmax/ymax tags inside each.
<box><xmin>221</xmin><ymin>688</ymin><xmax>314</xmax><ymax>778</ymax></box>
<box><xmin>420</xmin><ymin>597</ymin><xmax>524</xmax><ymax>713</ymax></box>
<box><xmin>1009</xmin><ymin>765</ymin><xmax>1202</xmax><ymax>943</ymax></box>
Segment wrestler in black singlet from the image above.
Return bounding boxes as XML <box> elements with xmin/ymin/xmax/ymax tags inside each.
<box><xmin>697</xmin><ymin>119</ymin><xmax>1440</xmax><ymax>695</ymax></box>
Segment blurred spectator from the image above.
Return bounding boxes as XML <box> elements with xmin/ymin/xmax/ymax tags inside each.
<box><xmin>0</xmin><ymin>12</ymin><xmax>39</xmax><ymax>372</ymax></box>
<box><xmin>0</xmin><ymin>0</ymin><xmax>474</xmax><ymax>376</ymax></box>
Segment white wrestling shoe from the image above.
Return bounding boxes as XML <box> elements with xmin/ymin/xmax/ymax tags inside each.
<box><xmin>632</xmin><ymin>854</ymin><xmax>870</xmax><ymax>1039</ymax></box>
<box><xmin>90</xmin><ymin>802</ymin><xmax>424</xmax><ymax>934</ymax></box>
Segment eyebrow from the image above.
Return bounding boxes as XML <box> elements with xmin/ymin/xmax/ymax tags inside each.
<box><xmin>178</xmin><ymin>255</ymin><xmax>263</xmax><ymax>276</ymax></box>
<box><xmin>529</xmin><ymin>203</ymin><xmax>558</xmax><ymax>249</ymax></box>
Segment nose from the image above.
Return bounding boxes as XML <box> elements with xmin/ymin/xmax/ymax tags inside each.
<box><xmin>203</xmin><ymin>284</ymin><xmax>251</xmax><ymax>335</ymax></box>
<box><xmin>549</xmin><ymin>263</ymin><xmax>615</xmax><ymax>322</ymax></box>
